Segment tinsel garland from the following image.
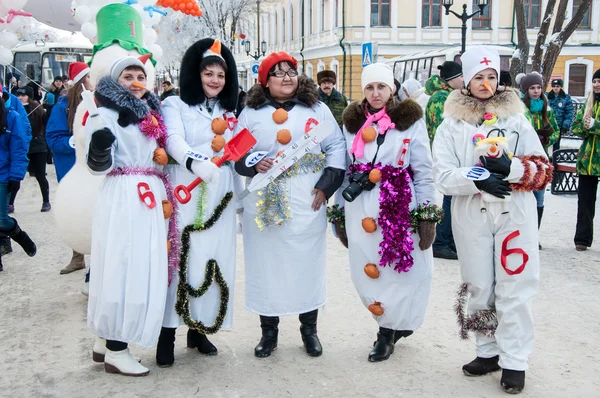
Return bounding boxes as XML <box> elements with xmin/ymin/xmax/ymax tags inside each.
<box><xmin>326</xmin><ymin>204</ymin><xmax>345</xmax><ymax>228</ymax></box>
<box><xmin>409</xmin><ymin>202</ymin><xmax>444</xmax><ymax>230</ymax></box>
<box><xmin>255</xmin><ymin>153</ymin><xmax>326</xmax><ymax>230</ymax></box>
<box><xmin>510</xmin><ymin>155</ymin><xmax>554</xmax><ymax>192</ymax></box>
<box><xmin>138</xmin><ymin>110</ymin><xmax>168</xmax><ymax>148</ymax></box>
<box><xmin>455</xmin><ymin>283</ymin><xmax>497</xmax><ymax>340</ymax></box>
<box><xmin>193</xmin><ymin>181</ymin><xmax>209</xmax><ymax>228</ymax></box>
<box><xmin>349</xmin><ymin>162</ymin><xmax>414</xmax><ymax>273</ymax></box>
<box><xmin>107</xmin><ymin>166</ymin><xmax>180</xmax><ymax>285</ymax></box>
<box><xmin>175</xmin><ymin>192</ymin><xmax>233</xmax><ymax>335</ymax></box>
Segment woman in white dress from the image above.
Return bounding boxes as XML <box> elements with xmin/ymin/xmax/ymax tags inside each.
<box><xmin>86</xmin><ymin>55</ymin><xmax>177</xmax><ymax>377</ymax></box>
<box><xmin>157</xmin><ymin>38</ymin><xmax>240</xmax><ymax>367</ymax></box>
<box><xmin>337</xmin><ymin>63</ymin><xmax>438</xmax><ymax>362</ymax></box>
<box><xmin>234</xmin><ymin>52</ymin><xmax>346</xmax><ymax>358</ymax></box>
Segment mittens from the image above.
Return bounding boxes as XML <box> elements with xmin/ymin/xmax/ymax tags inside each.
<box><xmin>418</xmin><ymin>220</ymin><xmax>436</xmax><ymax>251</ymax></box>
<box><xmin>90</xmin><ymin>128</ymin><xmax>115</xmax><ymax>152</ymax></box>
<box><xmin>334</xmin><ymin>223</ymin><xmax>348</xmax><ymax>249</ymax></box>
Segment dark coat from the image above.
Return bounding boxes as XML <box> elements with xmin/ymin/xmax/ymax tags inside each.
<box><xmin>547</xmin><ymin>89</ymin><xmax>574</xmax><ymax>130</ymax></box>
<box><xmin>318</xmin><ymin>88</ymin><xmax>347</xmax><ymax>128</ymax></box>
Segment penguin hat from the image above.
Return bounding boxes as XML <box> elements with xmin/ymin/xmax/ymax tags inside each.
<box><xmin>179</xmin><ymin>38</ymin><xmax>239</xmax><ymax>111</ymax></box>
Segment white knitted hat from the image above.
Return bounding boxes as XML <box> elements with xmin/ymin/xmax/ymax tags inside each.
<box><xmin>109</xmin><ymin>54</ymin><xmax>151</xmax><ymax>80</ymax></box>
<box><xmin>460</xmin><ymin>46</ymin><xmax>500</xmax><ymax>86</ymax></box>
<box><xmin>361</xmin><ymin>63</ymin><xmax>395</xmax><ymax>92</ymax></box>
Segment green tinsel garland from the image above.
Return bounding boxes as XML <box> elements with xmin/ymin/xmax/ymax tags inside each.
<box><xmin>175</xmin><ymin>191</ymin><xmax>233</xmax><ymax>335</ymax></box>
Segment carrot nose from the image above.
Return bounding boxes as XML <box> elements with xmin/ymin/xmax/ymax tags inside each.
<box><xmin>132</xmin><ymin>82</ymin><xmax>146</xmax><ymax>89</ymax></box>
<box><xmin>489</xmin><ymin>145</ymin><xmax>497</xmax><ymax>153</ymax></box>
<box><xmin>483</xmin><ymin>81</ymin><xmax>494</xmax><ymax>95</ymax></box>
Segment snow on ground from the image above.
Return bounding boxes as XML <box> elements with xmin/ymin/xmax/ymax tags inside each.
<box><xmin>1</xmin><ymin>166</ymin><xmax>599</xmax><ymax>397</ymax></box>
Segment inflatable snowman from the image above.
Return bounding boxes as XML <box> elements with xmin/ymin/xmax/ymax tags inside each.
<box><xmin>54</xmin><ymin>3</ymin><xmax>160</xmax><ymax>254</ymax></box>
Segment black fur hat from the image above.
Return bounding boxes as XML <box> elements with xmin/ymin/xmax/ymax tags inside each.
<box><xmin>179</xmin><ymin>38</ymin><xmax>238</xmax><ymax>112</ymax></box>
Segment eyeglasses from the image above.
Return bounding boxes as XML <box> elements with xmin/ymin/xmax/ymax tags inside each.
<box><xmin>269</xmin><ymin>69</ymin><xmax>299</xmax><ymax>78</ymax></box>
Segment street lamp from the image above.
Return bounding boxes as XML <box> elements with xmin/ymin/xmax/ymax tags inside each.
<box><xmin>443</xmin><ymin>0</ymin><xmax>489</xmax><ymax>55</ymax></box>
<box><xmin>245</xmin><ymin>40</ymin><xmax>267</xmax><ymax>60</ymax></box>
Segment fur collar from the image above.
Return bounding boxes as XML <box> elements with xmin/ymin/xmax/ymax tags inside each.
<box><xmin>245</xmin><ymin>75</ymin><xmax>319</xmax><ymax>109</ymax></box>
<box><xmin>94</xmin><ymin>76</ymin><xmax>161</xmax><ymax>127</ymax></box>
<box><xmin>547</xmin><ymin>89</ymin><xmax>567</xmax><ymax>100</ymax></box>
<box><xmin>443</xmin><ymin>88</ymin><xmax>525</xmax><ymax>125</ymax></box>
<box><xmin>342</xmin><ymin>98</ymin><xmax>423</xmax><ymax>134</ymax></box>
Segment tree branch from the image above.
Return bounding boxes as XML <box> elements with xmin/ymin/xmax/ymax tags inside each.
<box><xmin>531</xmin><ymin>0</ymin><xmax>556</xmax><ymax>73</ymax></box>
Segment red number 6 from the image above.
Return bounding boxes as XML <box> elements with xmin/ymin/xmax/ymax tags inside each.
<box><xmin>137</xmin><ymin>182</ymin><xmax>156</xmax><ymax>209</ymax></box>
<box><xmin>500</xmin><ymin>230</ymin><xmax>529</xmax><ymax>275</ymax></box>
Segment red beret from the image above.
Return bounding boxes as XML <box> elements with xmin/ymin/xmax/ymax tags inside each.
<box><xmin>258</xmin><ymin>52</ymin><xmax>298</xmax><ymax>87</ymax></box>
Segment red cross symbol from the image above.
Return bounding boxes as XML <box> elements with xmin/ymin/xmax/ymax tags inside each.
<box><xmin>480</xmin><ymin>57</ymin><xmax>492</xmax><ymax>66</ymax></box>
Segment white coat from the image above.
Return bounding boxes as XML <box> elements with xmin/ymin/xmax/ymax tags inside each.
<box><xmin>433</xmin><ymin>88</ymin><xmax>551</xmax><ymax>371</ymax></box>
<box><xmin>162</xmin><ymin>96</ymin><xmax>240</xmax><ymax>330</ymax></box>
<box><xmin>235</xmin><ymin>95</ymin><xmax>346</xmax><ymax>316</ymax></box>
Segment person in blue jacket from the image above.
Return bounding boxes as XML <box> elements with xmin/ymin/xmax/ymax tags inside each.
<box><xmin>0</xmin><ymin>79</ymin><xmax>31</xmax><ymax>257</ymax></box>
<box><xmin>0</xmin><ymin>85</ymin><xmax>37</xmax><ymax>271</ymax></box>
<box><xmin>45</xmin><ymin>62</ymin><xmax>92</xmax><ymax>275</ymax></box>
<box><xmin>547</xmin><ymin>78</ymin><xmax>575</xmax><ymax>151</ymax></box>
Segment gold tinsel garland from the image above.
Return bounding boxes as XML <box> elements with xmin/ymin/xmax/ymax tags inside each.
<box><xmin>175</xmin><ymin>192</ymin><xmax>233</xmax><ymax>335</ymax></box>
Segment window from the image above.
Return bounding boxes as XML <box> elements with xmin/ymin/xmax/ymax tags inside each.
<box><xmin>472</xmin><ymin>0</ymin><xmax>491</xmax><ymax>29</ymax></box>
<box><xmin>282</xmin><ymin>9</ymin><xmax>286</xmax><ymax>42</ymax></box>
<box><xmin>308</xmin><ymin>0</ymin><xmax>313</xmax><ymax>35</ymax></box>
<box><xmin>320</xmin><ymin>0</ymin><xmax>326</xmax><ymax>31</ymax></box>
<box><xmin>371</xmin><ymin>0</ymin><xmax>390</xmax><ymax>27</ymax></box>
<box><xmin>568</xmin><ymin>64</ymin><xmax>587</xmax><ymax>97</ymax></box>
<box><xmin>334</xmin><ymin>0</ymin><xmax>339</xmax><ymax>27</ymax></box>
<box><xmin>333</xmin><ymin>63</ymin><xmax>339</xmax><ymax>86</ymax></box>
<box><xmin>575</xmin><ymin>0</ymin><xmax>592</xmax><ymax>29</ymax></box>
<box><xmin>422</xmin><ymin>0</ymin><xmax>442</xmax><ymax>27</ymax></box>
<box><xmin>290</xmin><ymin>4</ymin><xmax>295</xmax><ymax>40</ymax></box>
<box><xmin>306</xmin><ymin>63</ymin><xmax>313</xmax><ymax>79</ymax></box>
<box><xmin>523</xmin><ymin>0</ymin><xmax>541</xmax><ymax>28</ymax></box>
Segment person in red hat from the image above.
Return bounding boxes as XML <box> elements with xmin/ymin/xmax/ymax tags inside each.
<box><xmin>46</xmin><ymin>61</ymin><xmax>93</xmax><ymax>275</ymax></box>
<box><xmin>85</xmin><ymin>55</ymin><xmax>176</xmax><ymax>377</ymax></box>
<box><xmin>234</xmin><ymin>52</ymin><xmax>346</xmax><ymax>358</ymax></box>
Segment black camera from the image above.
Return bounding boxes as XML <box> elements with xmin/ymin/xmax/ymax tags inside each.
<box><xmin>342</xmin><ymin>172</ymin><xmax>376</xmax><ymax>202</ymax></box>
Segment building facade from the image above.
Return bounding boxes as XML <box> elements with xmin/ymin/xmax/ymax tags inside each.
<box><xmin>235</xmin><ymin>0</ymin><xmax>600</xmax><ymax>100</ymax></box>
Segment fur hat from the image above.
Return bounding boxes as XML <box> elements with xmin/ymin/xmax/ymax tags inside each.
<box><xmin>317</xmin><ymin>70</ymin><xmax>336</xmax><ymax>85</ymax></box>
<box><xmin>438</xmin><ymin>61</ymin><xmax>463</xmax><ymax>81</ymax></box>
<box><xmin>179</xmin><ymin>38</ymin><xmax>239</xmax><ymax>111</ymax></box>
<box><xmin>361</xmin><ymin>63</ymin><xmax>394</xmax><ymax>92</ymax></box>
<box><xmin>16</xmin><ymin>86</ymin><xmax>34</xmax><ymax>99</ymax></box>
<box><xmin>519</xmin><ymin>72</ymin><xmax>543</xmax><ymax>93</ymax></box>
<box><xmin>258</xmin><ymin>52</ymin><xmax>298</xmax><ymax>87</ymax></box>
<box><xmin>551</xmin><ymin>78</ymin><xmax>564</xmax><ymax>87</ymax></box>
<box><xmin>461</xmin><ymin>46</ymin><xmax>500</xmax><ymax>86</ymax></box>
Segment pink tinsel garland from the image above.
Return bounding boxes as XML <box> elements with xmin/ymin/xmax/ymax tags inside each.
<box><xmin>138</xmin><ymin>110</ymin><xmax>168</xmax><ymax>148</ymax></box>
<box><xmin>349</xmin><ymin>162</ymin><xmax>414</xmax><ymax>273</ymax></box>
<box><xmin>107</xmin><ymin>166</ymin><xmax>181</xmax><ymax>285</ymax></box>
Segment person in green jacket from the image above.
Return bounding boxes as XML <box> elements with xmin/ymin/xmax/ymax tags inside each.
<box><xmin>317</xmin><ymin>70</ymin><xmax>348</xmax><ymax>128</ymax></box>
<box><xmin>520</xmin><ymin>72</ymin><xmax>559</xmax><ymax>249</ymax></box>
<box><xmin>425</xmin><ymin>61</ymin><xmax>464</xmax><ymax>260</ymax></box>
<box><xmin>571</xmin><ymin>68</ymin><xmax>600</xmax><ymax>251</ymax></box>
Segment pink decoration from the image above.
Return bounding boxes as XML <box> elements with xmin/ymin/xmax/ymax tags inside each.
<box><xmin>350</xmin><ymin>108</ymin><xmax>396</xmax><ymax>159</ymax></box>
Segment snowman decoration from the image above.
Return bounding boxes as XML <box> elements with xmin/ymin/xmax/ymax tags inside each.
<box><xmin>473</xmin><ymin>135</ymin><xmax>512</xmax><ymax>204</ymax></box>
<box><xmin>54</xmin><ymin>2</ymin><xmax>163</xmax><ymax>254</ymax></box>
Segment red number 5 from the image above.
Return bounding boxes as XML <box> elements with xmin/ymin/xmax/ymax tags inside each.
<box><xmin>500</xmin><ymin>230</ymin><xmax>529</xmax><ymax>275</ymax></box>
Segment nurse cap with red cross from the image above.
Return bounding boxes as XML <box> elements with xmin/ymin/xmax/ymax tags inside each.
<box><xmin>460</xmin><ymin>46</ymin><xmax>500</xmax><ymax>87</ymax></box>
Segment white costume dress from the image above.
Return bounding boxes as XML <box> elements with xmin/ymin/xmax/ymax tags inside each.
<box><xmin>235</xmin><ymin>95</ymin><xmax>346</xmax><ymax>316</ymax></box>
<box><xmin>162</xmin><ymin>97</ymin><xmax>239</xmax><ymax>331</ymax></box>
<box><xmin>432</xmin><ymin>89</ymin><xmax>551</xmax><ymax>371</ymax></box>
<box><xmin>86</xmin><ymin>106</ymin><xmax>169</xmax><ymax>349</ymax></box>
<box><xmin>341</xmin><ymin>101</ymin><xmax>436</xmax><ymax>331</ymax></box>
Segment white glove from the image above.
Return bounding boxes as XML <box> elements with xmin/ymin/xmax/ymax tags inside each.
<box><xmin>191</xmin><ymin>160</ymin><xmax>220</xmax><ymax>185</ymax></box>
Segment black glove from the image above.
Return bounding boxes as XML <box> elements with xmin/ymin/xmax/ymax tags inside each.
<box><xmin>560</xmin><ymin>127</ymin><xmax>569</xmax><ymax>135</ymax></box>
<box><xmin>474</xmin><ymin>174</ymin><xmax>512</xmax><ymax>199</ymax></box>
<box><xmin>479</xmin><ymin>153</ymin><xmax>511</xmax><ymax>177</ymax></box>
<box><xmin>7</xmin><ymin>180</ymin><xmax>20</xmax><ymax>193</ymax></box>
<box><xmin>537</xmin><ymin>125</ymin><xmax>553</xmax><ymax>138</ymax></box>
<box><xmin>90</xmin><ymin>128</ymin><xmax>115</xmax><ymax>152</ymax></box>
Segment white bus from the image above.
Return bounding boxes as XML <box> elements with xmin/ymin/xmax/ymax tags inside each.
<box><xmin>4</xmin><ymin>41</ymin><xmax>92</xmax><ymax>89</ymax></box>
<box><xmin>386</xmin><ymin>45</ymin><xmax>515</xmax><ymax>87</ymax></box>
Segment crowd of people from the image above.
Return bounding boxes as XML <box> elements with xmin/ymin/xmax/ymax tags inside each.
<box><xmin>1</xmin><ymin>39</ymin><xmax>599</xmax><ymax>396</ymax></box>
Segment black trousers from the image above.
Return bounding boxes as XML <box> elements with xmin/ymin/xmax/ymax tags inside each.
<box><xmin>574</xmin><ymin>175</ymin><xmax>599</xmax><ymax>247</ymax></box>
<box><xmin>11</xmin><ymin>153</ymin><xmax>49</xmax><ymax>205</ymax></box>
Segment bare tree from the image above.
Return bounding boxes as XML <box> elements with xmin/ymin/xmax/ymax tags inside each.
<box><xmin>512</xmin><ymin>0</ymin><xmax>593</xmax><ymax>85</ymax></box>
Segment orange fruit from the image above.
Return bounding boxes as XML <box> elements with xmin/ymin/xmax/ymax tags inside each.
<box><xmin>211</xmin><ymin>135</ymin><xmax>226</xmax><ymax>152</ymax></box>
<box><xmin>362</xmin><ymin>217</ymin><xmax>377</xmax><ymax>233</ymax></box>
<box><xmin>272</xmin><ymin>108</ymin><xmax>289</xmax><ymax>124</ymax></box>
<box><xmin>368</xmin><ymin>169</ymin><xmax>381</xmax><ymax>183</ymax></box>
<box><xmin>276</xmin><ymin>129</ymin><xmax>292</xmax><ymax>145</ymax></box>
<box><xmin>162</xmin><ymin>200</ymin><xmax>173</xmax><ymax>219</ymax></box>
<box><xmin>368</xmin><ymin>302</ymin><xmax>384</xmax><ymax>316</ymax></box>
<box><xmin>361</xmin><ymin>126</ymin><xmax>377</xmax><ymax>143</ymax></box>
<box><xmin>211</xmin><ymin>118</ymin><xmax>228</xmax><ymax>135</ymax></box>
<box><xmin>364</xmin><ymin>263</ymin><xmax>379</xmax><ymax>279</ymax></box>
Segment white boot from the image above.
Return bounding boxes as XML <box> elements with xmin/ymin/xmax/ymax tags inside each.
<box><xmin>104</xmin><ymin>348</ymin><xmax>149</xmax><ymax>377</ymax></box>
<box><xmin>92</xmin><ymin>337</ymin><xmax>106</xmax><ymax>362</ymax></box>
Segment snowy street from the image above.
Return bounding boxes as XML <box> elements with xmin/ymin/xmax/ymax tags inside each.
<box><xmin>1</xmin><ymin>166</ymin><xmax>599</xmax><ymax>397</ymax></box>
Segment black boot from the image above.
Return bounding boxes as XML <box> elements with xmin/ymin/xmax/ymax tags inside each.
<box><xmin>537</xmin><ymin>207</ymin><xmax>544</xmax><ymax>249</ymax></box>
<box><xmin>0</xmin><ymin>236</ymin><xmax>12</xmax><ymax>256</ymax></box>
<box><xmin>501</xmin><ymin>369</ymin><xmax>525</xmax><ymax>394</ymax></box>
<box><xmin>299</xmin><ymin>310</ymin><xmax>322</xmax><ymax>357</ymax></box>
<box><xmin>254</xmin><ymin>315</ymin><xmax>279</xmax><ymax>358</ymax></box>
<box><xmin>368</xmin><ymin>327</ymin><xmax>395</xmax><ymax>362</ymax></box>
<box><xmin>393</xmin><ymin>330</ymin><xmax>413</xmax><ymax>344</ymax></box>
<box><xmin>187</xmin><ymin>328</ymin><xmax>217</xmax><ymax>356</ymax></box>
<box><xmin>4</xmin><ymin>218</ymin><xmax>36</xmax><ymax>257</ymax></box>
<box><xmin>156</xmin><ymin>327</ymin><xmax>176</xmax><ymax>367</ymax></box>
<box><xmin>462</xmin><ymin>355</ymin><xmax>501</xmax><ymax>376</ymax></box>
<box><xmin>0</xmin><ymin>253</ymin><xmax>3</xmax><ymax>272</ymax></box>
